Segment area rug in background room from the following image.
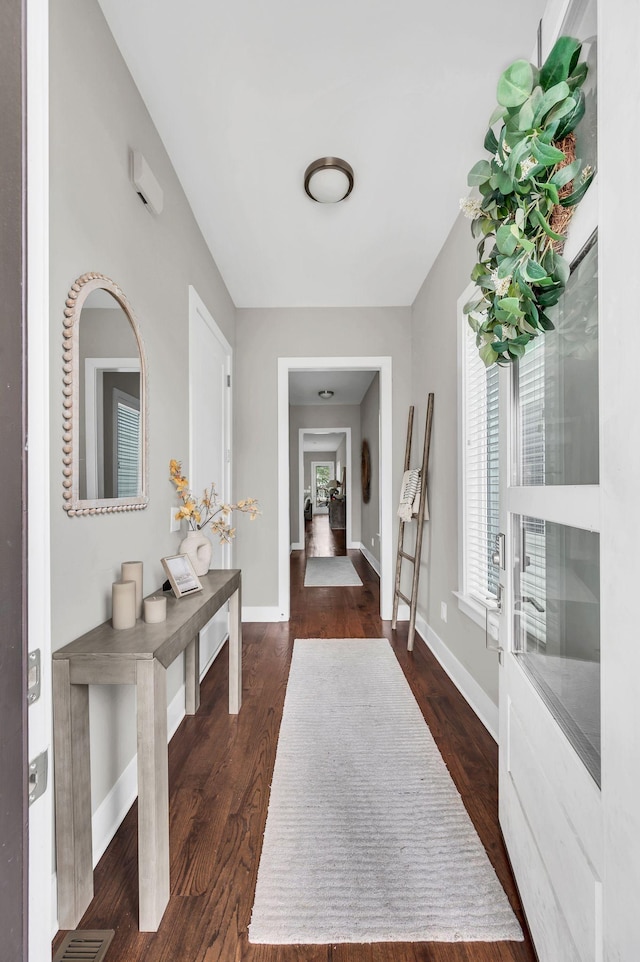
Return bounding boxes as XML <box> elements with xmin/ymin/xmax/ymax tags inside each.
<box><xmin>249</xmin><ymin>638</ymin><xmax>523</xmax><ymax>945</ymax></box>
<box><xmin>303</xmin><ymin>556</ymin><xmax>363</xmax><ymax>587</ymax></box>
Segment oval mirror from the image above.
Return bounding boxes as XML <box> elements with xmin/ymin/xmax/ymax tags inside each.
<box><xmin>62</xmin><ymin>272</ymin><xmax>148</xmax><ymax>516</ymax></box>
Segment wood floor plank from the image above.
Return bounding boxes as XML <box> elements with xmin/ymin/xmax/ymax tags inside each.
<box><xmin>52</xmin><ymin>518</ymin><xmax>536</xmax><ymax>962</ymax></box>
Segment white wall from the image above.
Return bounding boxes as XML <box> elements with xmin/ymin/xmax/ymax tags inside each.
<box><xmin>50</xmin><ymin>0</ymin><xmax>236</xmax><ymax>826</ymax></box>
<box><xmin>235</xmin><ymin>308</ymin><xmax>411</xmax><ymax>608</ymax></box>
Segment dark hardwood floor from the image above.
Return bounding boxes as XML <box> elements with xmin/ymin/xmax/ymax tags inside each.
<box><xmin>53</xmin><ymin>524</ymin><xmax>536</xmax><ymax>962</ymax></box>
<box><xmin>304</xmin><ymin>513</ymin><xmax>346</xmax><ymax>557</ymax></box>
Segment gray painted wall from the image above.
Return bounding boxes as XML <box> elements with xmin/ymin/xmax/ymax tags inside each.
<box><xmin>360</xmin><ymin>373</ymin><xmax>380</xmax><ymax>564</ymax></box>
<box><xmin>411</xmin><ymin>214</ymin><xmax>500</xmax><ymax>703</ymax></box>
<box><xmin>50</xmin><ymin>0</ymin><xmax>236</xmax><ymax>817</ymax></box>
<box><xmin>235</xmin><ymin>308</ymin><xmax>412</xmax><ymax>608</ymax></box>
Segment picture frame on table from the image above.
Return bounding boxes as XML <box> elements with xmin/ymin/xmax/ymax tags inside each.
<box><xmin>161</xmin><ymin>553</ymin><xmax>203</xmax><ymax>598</ymax></box>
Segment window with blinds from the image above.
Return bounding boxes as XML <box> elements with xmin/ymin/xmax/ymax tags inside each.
<box><xmin>113</xmin><ymin>392</ymin><xmax>140</xmax><ymax>498</ymax></box>
<box><xmin>461</xmin><ymin>317</ymin><xmax>500</xmax><ymax>606</ymax></box>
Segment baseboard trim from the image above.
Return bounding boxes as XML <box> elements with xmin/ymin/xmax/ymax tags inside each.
<box><xmin>358</xmin><ymin>542</ymin><xmax>381</xmax><ymax>576</ymax></box>
<box><xmin>414</xmin><ymin>612</ymin><xmax>499</xmax><ymax>743</ymax></box>
<box><xmin>290</xmin><ymin>542</ymin><xmax>303</xmax><ymax>551</ymax></box>
<box><xmin>242</xmin><ymin>606</ymin><xmax>287</xmax><ymax>622</ymax></box>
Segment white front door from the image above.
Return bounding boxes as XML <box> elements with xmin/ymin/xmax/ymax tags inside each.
<box><xmin>189</xmin><ymin>288</ymin><xmax>232</xmax><ymax>670</ymax></box>
<box><xmin>497</xmin><ymin>4</ymin><xmax>601</xmax><ymax>960</ymax></box>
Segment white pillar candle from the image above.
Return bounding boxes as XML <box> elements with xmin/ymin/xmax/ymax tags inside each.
<box><xmin>144</xmin><ymin>596</ymin><xmax>167</xmax><ymax>624</ymax></box>
<box><xmin>121</xmin><ymin>561</ymin><xmax>143</xmax><ymax>619</ymax></box>
<box><xmin>112</xmin><ymin>580</ymin><xmax>136</xmax><ymax>630</ymax></box>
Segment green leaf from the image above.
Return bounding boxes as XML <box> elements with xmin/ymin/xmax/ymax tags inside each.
<box><xmin>552</xmin><ymin>253</ymin><xmax>571</xmax><ymax>285</ymax></box>
<box><xmin>514</xmin><ymin>207</ymin><xmax>525</xmax><ymax>229</ymax></box>
<box><xmin>544</xmin><ymin>95</ymin><xmax>576</xmax><ymax>128</ymax></box>
<box><xmin>530</xmin><ymin>207</ymin><xmax>566</xmax><ymax>241</ymax></box>
<box><xmin>566</xmin><ymin>60</ymin><xmax>588</xmax><ymax>91</ymax></box>
<box><xmin>497</xmin><ymin>59</ymin><xmax>535</xmax><ymax>108</ymax></box>
<box><xmin>538</xmin><ymin>313</ymin><xmax>556</xmax><ymax>331</ymax></box>
<box><xmin>531</xmin><ymin>138</ymin><xmax>566</xmax><ymax>166</ymax></box>
<box><xmin>463</xmin><ymin>294</ymin><xmax>484</xmax><ymax>314</ymax></box>
<box><xmin>537</xmin><ymin>289</ymin><xmax>563</xmax><ymax>307</ymax></box>
<box><xmin>539</xmin><ymin>36</ymin><xmax>582</xmax><ymax>90</ymax></box>
<box><xmin>498</xmin><ymin>297</ymin><xmax>525</xmax><ymax>317</ymax></box>
<box><xmin>467</xmin><ymin>160</ymin><xmax>492</xmax><ymax>186</ymax></box>
<box><xmin>559</xmin><ymin>172</ymin><xmax>594</xmax><ymax>207</ymax></box>
<box><xmin>550</xmin><ymin>157</ymin><xmax>582</xmax><ymax>188</ymax></box>
<box><xmin>542</xmin><ymin>181</ymin><xmax>560</xmax><ymax>206</ymax></box>
<box><xmin>479</xmin><ymin>342</ymin><xmax>498</xmax><ymax>367</ymax></box>
<box><xmin>497</xmin><ymin>253</ymin><xmax>521</xmax><ymax>277</ymax></box>
<box><xmin>488</xmin><ymin>104</ymin><xmax>507</xmax><ymax>126</ymax></box>
<box><xmin>532</xmin><ymin>81</ymin><xmax>570</xmax><ymax>125</ymax></box>
<box><xmin>484</xmin><ymin>127</ymin><xmax>499</xmax><ymax>154</ymax></box>
<box><xmin>496</xmin><ymin>224</ymin><xmax>518</xmax><ymax>255</ymax></box>
<box><xmin>470</xmin><ymin>263</ymin><xmax>485</xmax><ymax>282</ymax></box>
<box><xmin>517</xmin><ymin>87</ymin><xmax>543</xmax><ymax>131</ymax></box>
<box><xmin>508</xmin><ymin>341</ymin><xmax>527</xmax><ymax>358</ymax></box>
<box><xmin>522</xmin><ymin>259</ymin><xmax>548</xmax><ymax>282</ymax></box>
<box><xmin>555</xmin><ymin>90</ymin><xmax>586</xmax><ymax>139</ymax></box>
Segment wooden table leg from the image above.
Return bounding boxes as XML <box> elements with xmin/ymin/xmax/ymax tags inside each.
<box><xmin>136</xmin><ymin>659</ymin><xmax>170</xmax><ymax>931</ymax></box>
<box><xmin>52</xmin><ymin>659</ymin><xmax>93</xmax><ymax>929</ymax></box>
<box><xmin>228</xmin><ymin>584</ymin><xmax>242</xmax><ymax>714</ymax></box>
<box><xmin>185</xmin><ymin>632</ymin><xmax>200</xmax><ymax>715</ymax></box>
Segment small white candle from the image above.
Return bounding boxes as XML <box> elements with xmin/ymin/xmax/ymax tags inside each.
<box><xmin>121</xmin><ymin>561</ymin><xmax>143</xmax><ymax>619</ymax></box>
<box><xmin>144</xmin><ymin>596</ymin><xmax>167</xmax><ymax>624</ymax></box>
<box><xmin>112</xmin><ymin>580</ymin><xmax>136</xmax><ymax>630</ymax></box>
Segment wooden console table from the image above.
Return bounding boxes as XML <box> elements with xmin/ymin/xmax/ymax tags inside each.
<box><xmin>53</xmin><ymin>570</ymin><xmax>241</xmax><ymax>932</ymax></box>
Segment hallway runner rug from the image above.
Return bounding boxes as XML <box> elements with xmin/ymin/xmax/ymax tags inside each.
<box><xmin>249</xmin><ymin>638</ymin><xmax>523</xmax><ymax>944</ymax></box>
<box><xmin>303</xmin><ymin>556</ymin><xmax>363</xmax><ymax>587</ymax></box>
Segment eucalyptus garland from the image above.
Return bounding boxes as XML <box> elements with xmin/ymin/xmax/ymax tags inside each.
<box><xmin>462</xmin><ymin>36</ymin><xmax>594</xmax><ymax>367</ymax></box>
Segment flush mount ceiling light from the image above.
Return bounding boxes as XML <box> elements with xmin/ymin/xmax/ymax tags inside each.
<box><xmin>304</xmin><ymin>157</ymin><xmax>354</xmax><ymax>204</ymax></box>
<box><xmin>318</xmin><ymin>389</ymin><xmax>334</xmax><ymax>399</ymax></box>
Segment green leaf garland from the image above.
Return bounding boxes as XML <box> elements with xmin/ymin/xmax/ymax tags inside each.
<box><xmin>460</xmin><ymin>36</ymin><xmax>594</xmax><ymax>367</ymax></box>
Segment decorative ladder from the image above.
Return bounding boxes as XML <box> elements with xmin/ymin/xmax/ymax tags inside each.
<box><xmin>391</xmin><ymin>393</ymin><xmax>434</xmax><ymax>651</ymax></box>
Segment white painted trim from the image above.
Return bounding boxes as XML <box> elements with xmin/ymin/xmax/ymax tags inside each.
<box><xmin>188</xmin><ymin>286</ymin><xmax>233</xmax><ymax>568</ymax></box>
<box><xmin>290</xmin><ymin>542</ymin><xmax>303</xmax><ymax>551</ymax></box>
<box><xmin>298</xmin><ymin>428</ymin><xmax>352</xmax><ymax>547</ymax></box>
<box><xmin>242</xmin><ymin>606</ymin><xmax>287</xmax><ymax>622</ymax></box>
<box><xmin>358</xmin><ymin>542</ymin><xmax>380</xmax><ymax>576</ymax></box>
<box><xmin>453</xmin><ymin>590</ymin><xmax>488</xmax><ymax>633</ymax></box>
<box><xmin>278</xmin><ymin>356</ymin><xmax>393</xmax><ymax>621</ymax></box>
<box><xmin>27</xmin><ymin>0</ymin><xmax>53</xmax><ymax>954</ymax></box>
<box><xmin>456</xmin><ymin>282</ymin><xmax>476</xmax><ymax>607</ymax></box>
<box><xmin>414</xmin><ymin>613</ymin><xmax>499</xmax><ymax>743</ymax></box>
<box><xmin>506</xmin><ymin>484</ymin><xmax>600</xmax><ymax>533</ymax></box>
<box><xmin>396</xmin><ymin>603</ymin><xmax>410</xmax><ymax>622</ymax></box>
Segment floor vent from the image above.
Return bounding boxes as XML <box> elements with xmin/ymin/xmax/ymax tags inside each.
<box><xmin>53</xmin><ymin>930</ymin><xmax>115</xmax><ymax>962</ymax></box>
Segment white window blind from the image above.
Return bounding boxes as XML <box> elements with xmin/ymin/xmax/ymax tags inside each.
<box><xmin>114</xmin><ymin>395</ymin><xmax>140</xmax><ymax>498</ymax></box>
<box><xmin>462</xmin><ymin>319</ymin><xmax>500</xmax><ymax>605</ymax></box>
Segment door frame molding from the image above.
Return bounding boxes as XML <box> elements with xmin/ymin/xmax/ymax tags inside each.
<box><xmin>278</xmin><ymin>356</ymin><xmax>393</xmax><ymax>621</ymax></box>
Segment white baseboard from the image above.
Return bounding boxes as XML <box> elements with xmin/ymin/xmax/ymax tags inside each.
<box><xmin>290</xmin><ymin>542</ymin><xmax>303</xmax><ymax>551</ymax></box>
<box><xmin>242</xmin><ymin>605</ymin><xmax>287</xmax><ymax>622</ymax></box>
<box><xmin>358</xmin><ymin>542</ymin><xmax>381</xmax><ymax>576</ymax></box>
<box><xmin>396</xmin><ymin>602</ymin><xmax>410</xmax><ymax>621</ymax></box>
<box><xmin>414</xmin><ymin>612</ymin><xmax>499</xmax><ymax>743</ymax></box>
<box><xmin>90</xmin><ymin>640</ymin><xmax>225</xmax><ymax>867</ymax></box>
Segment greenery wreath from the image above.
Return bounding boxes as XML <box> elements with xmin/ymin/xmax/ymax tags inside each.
<box><xmin>461</xmin><ymin>36</ymin><xmax>594</xmax><ymax>367</ymax></box>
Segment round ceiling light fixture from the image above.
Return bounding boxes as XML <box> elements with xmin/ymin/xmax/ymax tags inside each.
<box><xmin>304</xmin><ymin>157</ymin><xmax>354</xmax><ymax>204</ymax></box>
<box><xmin>318</xmin><ymin>389</ymin><xmax>334</xmax><ymax>400</ymax></box>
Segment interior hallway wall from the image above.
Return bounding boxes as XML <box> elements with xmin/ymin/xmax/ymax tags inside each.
<box><xmin>235</xmin><ymin>308</ymin><xmax>412</xmax><ymax>608</ymax></box>
<box><xmin>49</xmin><ymin>0</ymin><xmax>236</xmax><ymax>834</ymax></box>
<box><xmin>360</xmin><ymin>373</ymin><xmax>380</xmax><ymax>564</ymax></box>
<box><xmin>410</xmin><ymin>214</ymin><xmax>499</xmax><ymax>703</ymax></box>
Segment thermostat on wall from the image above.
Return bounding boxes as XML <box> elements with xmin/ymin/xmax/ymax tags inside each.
<box><xmin>131</xmin><ymin>149</ymin><xmax>164</xmax><ymax>215</ymax></box>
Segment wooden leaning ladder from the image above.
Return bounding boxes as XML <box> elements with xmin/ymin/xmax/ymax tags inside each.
<box><xmin>391</xmin><ymin>393</ymin><xmax>434</xmax><ymax>651</ymax></box>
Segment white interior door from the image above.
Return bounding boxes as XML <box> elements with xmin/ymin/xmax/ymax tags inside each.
<box><xmin>497</xmin><ymin>4</ymin><xmax>601</xmax><ymax>960</ymax></box>
<box><xmin>189</xmin><ymin>288</ymin><xmax>232</xmax><ymax>671</ymax></box>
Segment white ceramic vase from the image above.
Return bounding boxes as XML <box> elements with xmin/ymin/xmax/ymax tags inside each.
<box><xmin>179</xmin><ymin>529</ymin><xmax>212</xmax><ymax>576</ymax></box>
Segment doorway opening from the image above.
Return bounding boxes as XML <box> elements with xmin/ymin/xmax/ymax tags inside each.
<box><xmin>277</xmin><ymin>356</ymin><xmax>393</xmax><ymax>621</ymax></box>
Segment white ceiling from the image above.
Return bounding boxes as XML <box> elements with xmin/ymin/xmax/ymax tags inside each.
<box><xmin>98</xmin><ymin>0</ymin><xmax>545</xmax><ymax>308</ymax></box>
<box><xmin>289</xmin><ymin>370</ymin><xmax>376</xmax><ymax>406</ymax></box>
<box><xmin>302</xmin><ymin>432</ymin><xmax>346</xmax><ymax>454</ymax></box>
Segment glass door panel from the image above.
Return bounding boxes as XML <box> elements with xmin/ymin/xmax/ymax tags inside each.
<box><xmin>516</xmin><ymin>235</ymin><xmax>598</xmax><ymax>487</ymax></box>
